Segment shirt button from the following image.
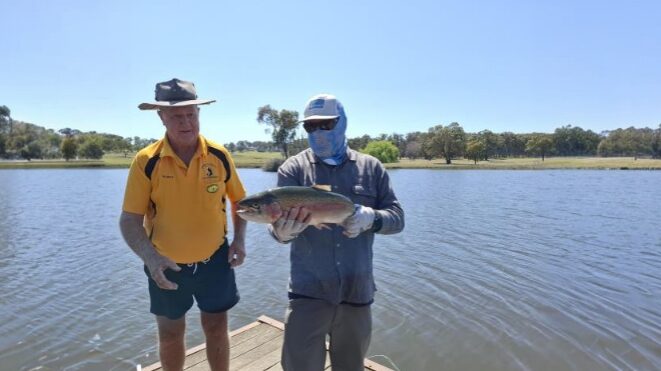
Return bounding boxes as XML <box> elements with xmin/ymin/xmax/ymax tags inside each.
<box><xmin>336</xmin><ymin>261</ymin><xmax>341</xmax><ymax>265</ymax></box>
<box><xmin>336</xmin><ymin>243</ymin><xmax>340</xmax><ymax>247</ymax></box>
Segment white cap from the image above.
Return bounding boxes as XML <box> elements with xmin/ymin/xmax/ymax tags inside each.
<box><xmin>301</xmin><ymin>94</ymin><xmax>341</xmax><ymax>121</ymax></box>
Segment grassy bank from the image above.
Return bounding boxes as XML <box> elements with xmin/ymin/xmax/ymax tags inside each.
<box><xmin>387</xmin><ymin>156</ymin><xmax>661</xmax><ymax>170</ymax></box>
<box><xmin>1</xmin><ymin>153</ymin><xmax>660</xmax><ymax>170</ymax></box>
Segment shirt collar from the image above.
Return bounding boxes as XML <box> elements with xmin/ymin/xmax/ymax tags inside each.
<box><xmin>160</xmin><ymin>135</ymin><xmax>207</xmax><ymax>158</ymax></box>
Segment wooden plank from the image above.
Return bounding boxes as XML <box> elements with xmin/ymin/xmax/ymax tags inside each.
<box><xmin>257</xmin><ymin>315</ymin><xmax>285</xmax><ymax>330</ymax></box>
<box><xmin>240</xmin><ymin>347</ymin><xmax>281</xmax><ymax>371</ymax></box>
<box><xmin>185</xmin><ymin>324</ymin><xmax>279</xmax><ymax>370</ymax></box>
<box><xmin>230</xmin><ymin>335</ymin><xmax>283</xmax><ymax>370</ymax></box>
<box><xmin>264</xmin><ymin>362</ymin><xmax>283</xmax><ymax>371</ymax></box>
<box><xmin>143</xmin><ymin>320</ymin><xmax>265</xmax><ymax>371</ymax></box>
<box><xmin>143</xmin><ymin>316</ymin><xmax>394</xmax><ymax>371</ymax></box>
<box><xmin>230</xmin><ymin>326</ymin><xmax>282</xmax><ymax>360</ymax></box>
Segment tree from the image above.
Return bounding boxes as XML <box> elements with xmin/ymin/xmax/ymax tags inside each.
<box><xmin>404</xmin><ymin>141</ymin><xmax>422</xmax><ymax>159</ymax></box>
<box><xmin>427</xmin><ymin>122</ymin><xmax>466</xmax><ymax>164</ymax></box>
<box><xmin>20</xmin><ymin>142</ymin><xmax>43</xmax><ymax>161</ymax></box>
<box><xmin>225</xmin><ymin>142</ymin><xmax>236</xmax><ymax>152</ymax></box>
<box><xmin>652</xmin><ymin>124</ymin><xmax>661</xmax><ymax>158</ymax></box>
<box><xmin>553</xmin><ymin>125</ymin><xmax>601</xmax><ymax>156</ymax></box>
<box><xmin>0</xmin><ymin>105</ymin><xmax>11</xmax><ymax>134</ymax></box>
<box><xmin>361</xmin><ymin>140</ymin><xmax>399</xmax><ymax>163</ymax></box>
<box><xmin>78</xmin><ymin>140</ymin><xmax>104</xmax><ymax>159</ymax></box>
<box><xmin>526</xmin><ymin>134</ymin><xmax>553</xmax><ymax>161</ymax></box>
<box><xmin>61</xmin><ymin>138</ymin><xmax>78</xmax><ymax>160</ymax></box>
<box><xmin>387</xmin><ymin>133</ymin><xmax>406</xmax><ymax>155</ymax></box>
<box><xmin>465</xmin><ymin>138</ymin><xmax>486</xmax><ymax>164</ymax></box>
<box><xmin>348</xmin><ymin>135</ymin><xmax>372</xmax><ymax>151</ymax></box>
<box><xmin>256</xmin><ymin>105</ymin><xmax>299</xmax><ymax>158</ymax></box>
<box><xmin>597</xmin><ymin>127</ymin><xmax>653</xmax><ymax>158</ymax></box>
<box><xmin>288</xmin><ymin>135</ymin><xmax>310</xmax><ymax>155</ymax></box>
<box><xmin>498</xmin><ymin>132</ymin><xmax>526</xmax><ymax>157</ymax></box>
<box><xmin>476</xmin><ymin>130</ymin><xmax>498</xmax><ymax>160</ymax></box>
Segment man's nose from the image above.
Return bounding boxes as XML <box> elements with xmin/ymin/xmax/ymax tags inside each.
<box><xmin>181</xmin><ymin>116</ymin><xmax>194</xmax><ymax>126</ymax></box>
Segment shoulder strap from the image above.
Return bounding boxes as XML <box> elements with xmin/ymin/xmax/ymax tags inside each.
<box><xmin>144</xmin><ymin>153</ymin><xmax>161</xmax><ymax>180</ymax></box>
<box><xmin>207</xmin><ymin>143</ymin><xmax>231</xmax><ymax>183</ymax></box>
<box><xmin>144</xmin><ymin>143</ymin><xmax>231</xmax><ymax>183</ymax></box>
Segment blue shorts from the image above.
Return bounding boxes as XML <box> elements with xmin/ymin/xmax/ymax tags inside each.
<box><xmin>144</xmin><ymin>241</ymin><xmax>239</xmax><ymax>320</ymax></box>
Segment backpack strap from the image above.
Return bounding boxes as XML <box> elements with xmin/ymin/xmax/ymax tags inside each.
<box><xmin>144</xmin><ymin>153</ymin><xmax>161</xmax><ymax>180</ymax></box>
<box><xmin>143</xmin><ymin>142</ymin><xmax>230</xmax><ymax>183</ymax></box>
<box><xmin>207</xmin><ymin>143</ymin><xmax>231</xmax><ymax>183</ymax></box>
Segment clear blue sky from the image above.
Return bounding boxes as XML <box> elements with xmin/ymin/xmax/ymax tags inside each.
<box><xmin>2</xmin><ymin>0</ymin><xmax>660</xmax><ymax>144</ymax></box>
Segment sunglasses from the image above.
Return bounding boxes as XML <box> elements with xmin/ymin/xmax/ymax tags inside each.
<box><xmin>303</xmin><ymin>119</ymin><xmax>338</xmax><ymax>133</ymax></box>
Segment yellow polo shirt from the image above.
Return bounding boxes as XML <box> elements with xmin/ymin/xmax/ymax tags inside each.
<box><xmin>122</xmin><ymin>135</ymin><xmax>246</xmax><ymax>263</ymax></box>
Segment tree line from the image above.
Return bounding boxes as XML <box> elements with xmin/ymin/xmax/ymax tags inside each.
<box><xmin>225</xmin><ymin>104</ymin><xmax>661</xmax><ymax>164</ymax></box>
<box><xmin>0</xmin><ymin>105</ymin><xmax>157</xmax><ymax>160</ymax></box>
<box><xmin>1</xmin><ymin>103</ymin><xmax>660</xmax><ymax>163</ymax></box>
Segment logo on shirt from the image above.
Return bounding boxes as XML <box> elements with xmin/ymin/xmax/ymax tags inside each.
<box><xmin>207</xmin><ymin>184</ymin><xmax>219</xmax><ymax>193</ymax></box>
<box><xmin>202</xmin><ymin>163</ymin><xmax>219</xmax><ymax>180</ymax></box>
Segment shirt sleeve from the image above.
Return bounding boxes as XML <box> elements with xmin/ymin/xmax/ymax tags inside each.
<box><xmin>374</xmin><ymin>161</ymin><xmax>405</xmax><ymax>235</ymax></box>
<box><xmin>122</xmin><ymin>156</ymin><xmax>152</xmax><ymax>215</ymax></box>
<box><xmin>276</xmin><ymin>157</ymin><xmax>301</xmax><ymax>187</ymax></box>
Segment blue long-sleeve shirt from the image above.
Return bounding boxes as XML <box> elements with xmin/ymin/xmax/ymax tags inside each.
<box><xmin>269</xmin><ymin>148</ymin><xmax>405</xmax><ymax>305</ymax></box>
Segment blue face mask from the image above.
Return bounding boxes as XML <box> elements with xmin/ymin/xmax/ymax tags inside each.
<box><xmin>308</xmin><ymin>103</ymin><xmax>348</xmax><ymax>165</ymax></box>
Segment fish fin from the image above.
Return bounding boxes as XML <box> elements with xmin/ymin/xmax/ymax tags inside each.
<box><xmin>311</xmin><ymin>184</ymin><xmax>332</xmax><ymax>192</ymax></box>
<box><xmin>314</xmin><ymin>223</ymin><xmax>332</xmax><ymax>230</ymax></box>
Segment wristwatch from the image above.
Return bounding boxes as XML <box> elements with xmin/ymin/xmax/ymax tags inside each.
<box><xmin>371</xmin><ymin>212</ymin><xmax>382</xmax><ymax>233</ymax></box>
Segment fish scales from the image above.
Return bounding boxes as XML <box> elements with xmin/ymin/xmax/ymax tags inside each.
<box><xmin>237</xmin><ymin>186</ymin><xmax>355</xmax><ymax>226</ymax></box>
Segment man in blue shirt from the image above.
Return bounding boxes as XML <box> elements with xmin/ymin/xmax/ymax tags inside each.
<box><xmin>269</xmin><ymin>94</ymin><xmax>405</xmax><ymax>371</ymax></box>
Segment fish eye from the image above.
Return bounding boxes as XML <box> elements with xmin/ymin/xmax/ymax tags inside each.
<box><xmin>251</xmin><ymin>203</ymin><xmax>260</xmax><ymax>209</ymax></box>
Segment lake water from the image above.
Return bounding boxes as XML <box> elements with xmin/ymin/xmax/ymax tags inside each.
<box><xmin>0</xmin><ymin>169</ymin><xmax>659</xmax><ymax>371</ymax></box>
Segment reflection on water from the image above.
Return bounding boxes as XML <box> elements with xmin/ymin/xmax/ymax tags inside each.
<box><xmin>0</xmin><ymin>169</ymin><xmax>659</xmax><ymax>370</ymax></box>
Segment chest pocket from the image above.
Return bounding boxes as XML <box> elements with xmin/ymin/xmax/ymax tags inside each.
<box><xmin>351</xmin><ymin>184</ymin><xmax>377</xmax><ymax>208</ymax></box>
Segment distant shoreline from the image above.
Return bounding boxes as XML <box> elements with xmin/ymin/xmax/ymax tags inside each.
<box><xmin>1</xmin><ymin>153</ymin><xmax>660</xmax><ymax>170</ymax></box>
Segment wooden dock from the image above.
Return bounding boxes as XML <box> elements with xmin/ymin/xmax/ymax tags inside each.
<box><xmin>142</xmin><ymin>315</ymin><xmax>393</xmax><ymax>371</ymax></box>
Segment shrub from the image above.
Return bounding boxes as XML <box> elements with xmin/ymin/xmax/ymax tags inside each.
<box><xmin>262</xmin><ymin>157</ymin><xmax>284</xmax><ymax>172</ymax></box>
<box><xmin>361</xmin><ymin>140</ymin><xmax>399</xmax><ymax>163</ymax></box>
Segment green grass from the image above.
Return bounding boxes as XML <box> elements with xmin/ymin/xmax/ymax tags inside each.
<box><xmin>387</xmin><ymin>156</ymin><xmax>661</xmax><ymax>170</ymax></box>
<box><xmin>2</xmin><ymin>152</ymin><xmax>660</xmax><ymax>170</ymax></box>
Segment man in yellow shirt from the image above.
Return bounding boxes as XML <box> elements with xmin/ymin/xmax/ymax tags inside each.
<box><xmin>119</xmin><ymin>78</ymin><xmax>247</xmax><ymax>371</ymax></box>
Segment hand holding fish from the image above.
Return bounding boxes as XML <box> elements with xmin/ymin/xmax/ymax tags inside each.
<box><xmin>236</xmin><ymin>186</ymin><xmax>355</xmax><ymax>227</ymax></box>
<box><xmin>272</xmin><ymin>206</ymin><xmax>312</xmax><ymax>242</ymax></box>
<box><xmin>342</xmin><ymin>205</ymin><xmax>375</xmax><ymax>238</ymax></box>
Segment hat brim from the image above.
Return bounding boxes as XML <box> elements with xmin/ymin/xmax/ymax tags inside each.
<box><xmin>138</xmin><ymin>99</ymin><xmax>216</xmax><ymax>110</ymax></box>
<box><xmin>299</xmin><ymin>114</ymin><xmax>339</xmax><ymax>123</ymax></box>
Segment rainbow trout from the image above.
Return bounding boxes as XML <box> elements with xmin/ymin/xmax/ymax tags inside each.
<box><xmin>236</xmin><ymin>185</ymin><xmax>355</xmax><ymax>226</ymax></box>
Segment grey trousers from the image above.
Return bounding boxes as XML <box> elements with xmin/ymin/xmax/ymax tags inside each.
<box><xmin>281</xmin><ymin>298</ymin><xmax>372</xmax><ymax>371</ymax></box>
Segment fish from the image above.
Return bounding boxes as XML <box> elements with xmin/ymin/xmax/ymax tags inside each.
<box><xmin>236</xmin><ymin>185</ymin><xmax>355</xmax><ymax>227</ymax></box>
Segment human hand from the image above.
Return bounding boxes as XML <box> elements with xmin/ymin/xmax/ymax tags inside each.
<box><xmin>342</xmin><ymin>205</ymin><xmax>375</xmax><ymax>238</ymax></box>
<box><xmin>228</xmin><ymin>239</ymin><xmax>246</xmax><ymax>268</ymax></box>
<box><xmin>271</xmin><ymin>206</ymin><xmax>312</xmax><ymax>242</ymax></box>
<box><xmin>144</xmin><ymin>252</ymin><xmax>181</xmax><ymax>290</ymax></box>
